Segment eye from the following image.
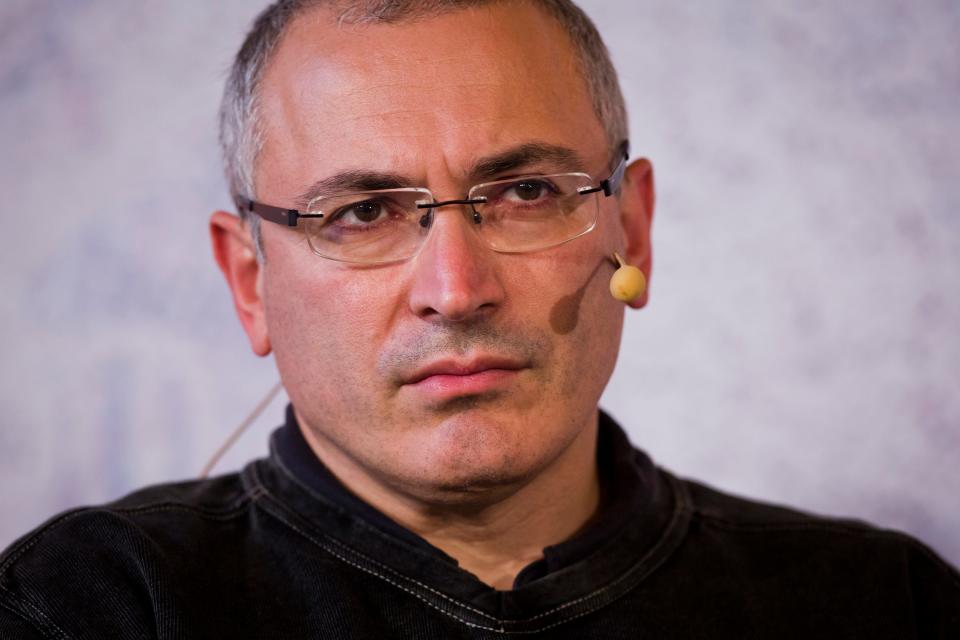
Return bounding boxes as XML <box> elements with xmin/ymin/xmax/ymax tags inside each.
<box><xmin>502</xmin><ymin>179</ymin><xmax>557</xmax><ymax>203</ymax></box>
<box><xmin>331</xmin><ymin>199</ymin><xmax>390</xmax><ymax>227</ymax></box>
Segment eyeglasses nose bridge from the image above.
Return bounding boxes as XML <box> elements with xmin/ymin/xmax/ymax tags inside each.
<box><xmin>416</xmin><ymin>197</ymin><xmax>487</xmax><ymax>227</ymax></box>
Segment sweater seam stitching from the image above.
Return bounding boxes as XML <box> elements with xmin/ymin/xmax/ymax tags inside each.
<box><xmin>246</xmin><ymin>462</ymin><xmax>502</xmax><ymax>621</ymax></box>
<box><xmin>0</xmin><ymin>491</ymin><xmax>258</xmax><ymax>577</ymax></box>
<box><xmin>0</xmin><ymin>584</ymin><xmax>69</xmax><ymax>639</ymax></box>
<box><xmin>265</xmin><ymin>453</ymin><xmax>451</xmax><ymax>566</ymax></box>
<box><xmin>247</xmin><ymin>459</ymin><xmax>691</xmax><ymax>632</ymax></box>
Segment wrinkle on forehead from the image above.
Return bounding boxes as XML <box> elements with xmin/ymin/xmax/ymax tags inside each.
<box><xmin>294</xmin><ymin>140</ymin><xmax>585</xmax><ymax>204</ymax></box>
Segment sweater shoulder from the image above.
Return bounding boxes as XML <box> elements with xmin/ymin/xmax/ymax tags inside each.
<box><xmin>0</xmin><ymin>468</ymin><xmax>257</xmax><ymax>576</ymax></box>
<box><xmin>0</xmin><ymin>467</ymin><xmax>264</xmax><ymax>636</ymax></box>
<box><xmin>674</xmin><ymin>473</ymin><xmax>960</xmax><ymax>584</ymax></box>
<box><xmin>680</xmin><ymin>474</ymin><xmax>917</xmax><ymax>540</ymax></box>
<box><xmin>681</xmin><ymin>475</ymin><xmax>871</xmax><ymax>530</ymax></box>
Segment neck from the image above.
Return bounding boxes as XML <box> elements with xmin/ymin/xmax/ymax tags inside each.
<box><xmin>299</xmin><ymin>414</ymin><xmax>601</xmax><ymax>590</ymax></box>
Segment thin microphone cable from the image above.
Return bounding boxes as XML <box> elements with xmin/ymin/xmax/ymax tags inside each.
<box><xmin>199</xmin><ymin>380</ymin><xmax>284</xmax><ymax>479</ymax></box>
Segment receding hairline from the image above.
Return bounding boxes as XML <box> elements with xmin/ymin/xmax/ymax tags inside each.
<box><xmin>254</xmin><ymin>1</ymin><xmax>603</xmax><ymax>139</ymax></box>
<box><xmin>219</xmin><ymin>0</ymin><xmax>628</xmax><ymax>257</ymax></box>
<box><xmin>258</xmin><ymin>0</ymin><xmax>598</xmax><ymax>99</ymax></box>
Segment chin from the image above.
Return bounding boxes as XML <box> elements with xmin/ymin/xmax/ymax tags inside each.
<box><xmin>411</xmin><ymin>408</ymin><xmax>559</xmax><ymax>496</ymax></box>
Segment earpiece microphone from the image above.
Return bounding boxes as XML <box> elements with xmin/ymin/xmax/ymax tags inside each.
<box><xmin>609</xmin><ymin>252</ymin><xmax>646</xmax><ymax>303</ymax></box>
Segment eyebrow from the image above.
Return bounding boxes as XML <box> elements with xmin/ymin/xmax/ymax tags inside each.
<box><xmin>469</xmin><ymin>142</ymin><xmax>586</xmax><ymax>181</ymax></box>
<box><xmin>295</xmin><ymin>170</ymin><xmax>413</xmax><ymax>206</ymax></box>
<box><xmin>294</xmin><ymin>142</ymin><xmax>587</xmax><ymax>205</ymax></box>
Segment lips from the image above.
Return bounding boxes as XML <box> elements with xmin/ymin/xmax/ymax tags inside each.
<box><xmin>407</xmin><ymin>356</ymin><xmax>525</xmax><ymax>384</ymax></box>
<box><xmin>403</xmin><ymin>355</ymin><xmax>526</xmax><ymax>399</ymax></box>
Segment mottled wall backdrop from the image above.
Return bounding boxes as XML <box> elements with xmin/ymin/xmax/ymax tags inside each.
<box><xmin>1</xmin><ymin>1</ymin><xmax>958</xmax><ymax>565</ymax></box>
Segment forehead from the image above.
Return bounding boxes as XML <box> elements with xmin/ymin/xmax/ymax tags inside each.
<box><xmin>255</xmin><ymin>2</ymin><xmax>608</xmax><ymax>197</ymax></box>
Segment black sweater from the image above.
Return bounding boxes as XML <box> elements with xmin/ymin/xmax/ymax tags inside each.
<box><xmin>2</xmin><ymin>408</ymin><xmax>958</xmax><ymax>638</ymax></box>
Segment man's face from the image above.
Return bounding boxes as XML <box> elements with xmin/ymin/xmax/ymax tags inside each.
<box><xmin>244</xmin><ymin>3</ymin><xmax>649</xmax><ymax>502</ymax></box>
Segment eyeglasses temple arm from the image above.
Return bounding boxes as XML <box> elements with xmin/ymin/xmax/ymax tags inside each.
<box><xmin>599</xmin><ymin>146</ymin><xmax>629</xmax><ymax>197</ymax></box>
<box><xmin>578</xmin><ymin>144</ymin><xmax>630</xmax><ymax>198</ymax></box>
<box><xmin>237</xmin><ymin>198</ymin><xmax>319</xmax><ymax>227</ymax></box>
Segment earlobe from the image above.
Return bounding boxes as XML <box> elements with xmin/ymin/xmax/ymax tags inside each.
<box><xmin>210</xmin><ymin>211</ymin><xmax>272</xmax><ymax>356</ymax></box>
<box><xmin>617</xmin><ymin>158</ymin><xmax>655</xmax><ymax>310</ymax></box>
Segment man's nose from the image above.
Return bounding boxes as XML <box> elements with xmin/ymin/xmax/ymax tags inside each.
<box><xmin>407</xmin><ymin>206</ymin><xmax>506</xmax><ymax>322</ymax></box>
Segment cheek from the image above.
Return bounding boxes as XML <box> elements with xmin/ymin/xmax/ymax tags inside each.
<box><xmin>262</xmin><ymin>258</ymin><xmax>401</xmax><ymax>412</ymax></box>
<box><xmin>513</xmin><ymin>232</ymin><xmax>624</xmax><ymax>400</ymax></box>
<box><xmin>555</xmin><ymin>273</ymin><xmax>624</xmax><ymax>402</ymax></box>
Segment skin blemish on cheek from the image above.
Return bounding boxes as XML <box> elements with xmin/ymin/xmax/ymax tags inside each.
<box><xmin>549</xmin><ymin>258</ymin><xmax>607</xmax><ymax>335</ymax></box>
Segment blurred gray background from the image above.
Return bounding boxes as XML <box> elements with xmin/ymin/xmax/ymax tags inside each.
<box><xmin>1</xmin><ymin>1</ymin><xmax>958</xmax><ymax>565</ymax></box>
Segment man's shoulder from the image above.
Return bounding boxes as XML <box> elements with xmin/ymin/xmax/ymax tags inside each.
<box><xmin>665</xmin><ymin>472</ymin><xmax>960</xmax><ymax>621</ymax></box>
<box><xmin>680</xmin><ymin>473</ymin><xmax>879</xmax><ymax>529</ymax></box>
<box><xmin>675</xmin><ymin>473</ymin><xmax>951</xmax><ymax>560</ymax></box>
<box><xmin>677</xmin><ymin>473</ymin><xmax>938</xmax><ymax>548</ymax></box>
<box><xmin>0</xmin><ymin>468</ymin><xmax>262</xmax><ymax>637</ymax></box>
<box><xmin>9</xmin><ymin>467</ymin><xmax>254</xmax><ymax>546</ymax></box>
<box><xmin>1</xmin><ymin>468</ymin><xmax>257</xmax><ymax>584</ymax></box>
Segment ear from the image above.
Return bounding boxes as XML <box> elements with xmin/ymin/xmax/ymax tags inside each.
<box><xmin>210</xmin><ymin>211</ymin><xmax>272</xmax><ymax>356</ymax></box>
<box><xmin>618</xmin><ymin>158</ymin><xmax>655</xmax><ymax>309</ymax></box>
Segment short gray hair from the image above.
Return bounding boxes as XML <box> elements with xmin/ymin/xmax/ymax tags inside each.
<box><xmin>219</xmin><ymin>0</ymin><xmax>628</xmax><ymax>252</ymax></box>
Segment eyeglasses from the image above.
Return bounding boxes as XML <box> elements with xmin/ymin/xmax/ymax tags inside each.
<box><xmin>237</xmin><ymin>145</ymin><xmax>628</xmax><ymax>265</ymax></box>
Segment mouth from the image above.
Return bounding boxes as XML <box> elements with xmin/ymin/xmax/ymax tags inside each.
<box><xmin>403</xmin><ymin>355</ymin><xmax>527</xmax><ymax>400</ymax></box>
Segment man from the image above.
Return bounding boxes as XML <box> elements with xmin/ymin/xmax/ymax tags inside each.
<box><xmin>1</xmin><ymin>0</ymin><xmax>957</xmax><ymax>637</ymax></box>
